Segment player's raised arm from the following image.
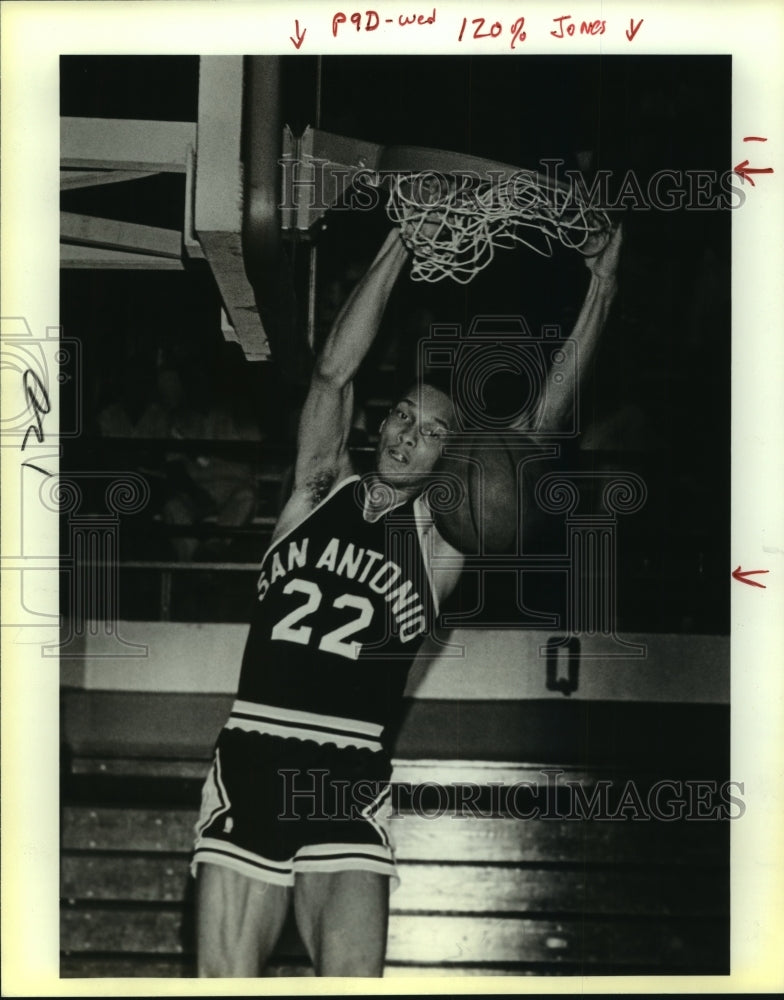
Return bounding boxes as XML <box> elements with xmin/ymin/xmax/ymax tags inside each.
<box><xmin>293</xmin><ymin>229</ymin><xmax>409</xmax><ymax>493</ymax></box>
<box><xmin>515</xmin><ymin>223</ymin><xmax>623</xmax><ymax>435</ymax></box>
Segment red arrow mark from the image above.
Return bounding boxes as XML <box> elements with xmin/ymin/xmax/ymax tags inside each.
<box><xmin>734</xmin><ymin>159</ymin><xmax>775</xmax><ymax>186</ymax></box>
<box><xmin>732</xmin><ymin>566</ymin><xmax>769</xmax><ymax>589</ymax></box>
<box><xmin>625</xmin><ymin>18</ymin><xmax>644</xmax><ymax>41</ymax></box>
<box><xmin>290</xmin><ymin>20</ymin><xmax>306</xmax><ymax>49</ymax></box>
<box><xmin>743</xmin><ymin>136</ymin><xmax>767</xmax><ymax>142</ymax></box>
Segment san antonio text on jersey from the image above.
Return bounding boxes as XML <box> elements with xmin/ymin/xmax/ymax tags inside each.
<box><xmin>232</xmin><ymin>476</ymin><xmax>439</xmax><ymax>748</ymax></box>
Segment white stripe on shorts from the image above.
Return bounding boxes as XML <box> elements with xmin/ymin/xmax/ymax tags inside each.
<box><xmin>227</xmin><ymin>699</ymin><xmax>384</xmax><ymax>751</ymax></box>
<box><xmin>191</xmin><ymin>837</ymin><xmax>398</xmax><ymax>888</ymax></box>
<box><xmin>191</xmin><ymin>836</ymin><xmax>295</xmax><ymax>886</ymax></box>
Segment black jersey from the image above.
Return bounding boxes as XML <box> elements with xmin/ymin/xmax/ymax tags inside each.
<box><xmin>232</xmin><ymin>475</ymin><xmax>437</xmax><ymax>749</ymax></box>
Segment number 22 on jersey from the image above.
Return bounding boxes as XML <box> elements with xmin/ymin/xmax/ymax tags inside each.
<box><xmin>270</xmin><ymin>578</ymin><xmax>374</xmax><ymax>661</ymax></box>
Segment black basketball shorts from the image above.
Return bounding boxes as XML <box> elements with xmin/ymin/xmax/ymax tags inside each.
<box><xmin>191</xmin><ymin>727</ymin><xmax>397</xmax><ymax>887</ymax></box>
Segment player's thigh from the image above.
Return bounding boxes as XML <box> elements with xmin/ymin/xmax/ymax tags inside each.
<box><xmin>293</xmin><ymin>869</ymin><xmax>390</xmax><ymax>977</ymax></box>
<box><xmin>196</xmin><ymin>862</ymin><xmax>292</xmax><ymax>977</ymax></box>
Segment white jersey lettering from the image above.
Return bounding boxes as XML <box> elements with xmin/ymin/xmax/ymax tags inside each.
<box><xmin>315</xmin><ymin>536</ymin><xmax>340</xmax><ymax>572</ymax></box>
<box><xmin>337</xmin><ymin>542</ymin><xmax>365</xmax><ymax>580</ymax></box>
<box><xmin>288</xmin><ymin>538</ymin><xmax>308</xmax><ymax>571</ymax></box>
<box><xmin>358</xmin><ymin>549</ymin><xmax>383</xmax><ymax>582</ymax></box>
<box><xmin>385</xmin><ymin>580</ymin><xmax>419</xmax><ymax>616</ymax></box>
<box><xmin>255</xmin><ymin>532</ymin><xmax>429</xmax><ymax>640</ymax></box>
<box><xmin>399</xmin><ymin>614</ymin><xmax>427</xmax><ymax>642</ymax></box>
<box><xmin>369</xmin><ymin>561</ymin><xmax>402</xmax><ymax>594</ymax></box>
<box><xmin>270</xmin><ymin>550</ymin><xmax>286</xmax><ymax>583</ymax></box>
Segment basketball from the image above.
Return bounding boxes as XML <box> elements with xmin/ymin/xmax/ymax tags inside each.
<box><xmin>431</xmin><ymin>434</ymin><xmax>547</xmax><ymax>555</ymax></box>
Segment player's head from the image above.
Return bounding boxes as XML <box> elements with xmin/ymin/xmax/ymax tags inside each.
<box><xmin>375</xmin><ymin>382</ymin><xmax>456</xmax><ymax>485</ymax></box>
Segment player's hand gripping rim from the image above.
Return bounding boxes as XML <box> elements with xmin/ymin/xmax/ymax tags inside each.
<box><xmin>584</xmin><ymin>222</ymin><xmax>623</xmax><ymax>282</ymax></box>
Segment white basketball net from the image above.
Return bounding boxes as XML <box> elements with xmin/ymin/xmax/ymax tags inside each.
<box><xmin>383</xmin><ymin>170</ymin><xmax>613</xmax><ymax>284</ymax></box>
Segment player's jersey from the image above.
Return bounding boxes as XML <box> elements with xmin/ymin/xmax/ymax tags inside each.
<box><xmin>229</xmin><ymin>475</ymin><xmax>437</xmax><ymax>751</ymax></box>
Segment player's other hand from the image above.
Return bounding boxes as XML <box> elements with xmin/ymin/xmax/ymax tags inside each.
<box><xmin>392</xmin><ymin>173</ymin><xmax>450</xmax><ymax>250</ymax></box>
<box><xmin>584</xmin><ymin>222</ymin><xmax>623</xmax><ymax>282</ymax></box>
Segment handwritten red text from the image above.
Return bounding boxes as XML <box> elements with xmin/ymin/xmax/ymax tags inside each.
<box><xmin>551</xmin><ymin>14</ymin><xmax>606</xmax><ymax>38</ymax></box>
<box><xmin>458</xmin><ymin>15</ymin><xmax>526</xmax><ymax>49</ymax></box>
<box><xmin>332</xmin><ymin>8</ymin><xmax>436</xmax><ymax>36</ymax></box>
<box><xmin>625</xmin><ymin>17</ymin><xmax>644</xmax><ymax>41</ymax></box>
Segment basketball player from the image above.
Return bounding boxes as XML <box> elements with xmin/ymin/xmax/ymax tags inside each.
<box><xmin>192</xmin><ymin>223</ymin><xmax>622</xmax><ymax>977</ymax></box>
